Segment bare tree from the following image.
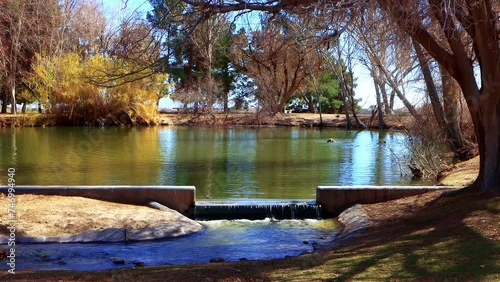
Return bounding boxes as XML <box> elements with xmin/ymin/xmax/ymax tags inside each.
<box><xmin>0</xmin><ymin>0</ymin><xmax>61</xmax><ymax>114</ymax></box>
<box><xmin>378</xmin><ymin>0</ymin><xmax>499</xmax><ymax>191</ymax></box>
<box><xmin>350</xmin><ymin>9</ymin><xmax>420</xmax><ymax>118</ymax></box>
<box><xmin>413</xmin><ymin>38</ymin><xmax>469</xmax><ymax>158</ymax></box>
<box><xmin>232</xmin><ymin>17</ymin><xmax>323</xmax><ymax>114</ymax></box>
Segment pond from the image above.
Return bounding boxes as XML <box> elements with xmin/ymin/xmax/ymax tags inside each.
<box><xmin>0</xmin><ymin>127</ymin><xmax>431</xmax><ymax>199</ymax></box>
<box><xmin>0</xmin><ymin>126</ymin><xmax>432</xmax><ymax>271</ymax></box>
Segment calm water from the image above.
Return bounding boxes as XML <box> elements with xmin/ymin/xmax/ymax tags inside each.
<box><xmin>0</xmin><ymin>127</ymin><xmax>430</xmax><ymax>199</ymax></box>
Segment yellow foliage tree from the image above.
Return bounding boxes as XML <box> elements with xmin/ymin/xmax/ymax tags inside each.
<box><xmin>27</xmin><ymin>52</ymin><xmax>169</xmax><ymax>125</ymax></box>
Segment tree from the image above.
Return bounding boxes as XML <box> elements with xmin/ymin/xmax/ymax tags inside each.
<box><xmin>290</xmin><ymin>71</ymin><xmax>341</xmax><ymax>114</ymax></box>
<box><xmin>27</xmin><ymin>52</ymin><xmax>169</xmax><ymax>125</ymax></box>
<box><xmin>60</xmin><ymin>0</ymin><xmax>107</xmax><ymax>57</ymax></box>
<box><xmin>178</xmin><ymin>0</ymin><xmax>500</xmax><ymax>192</ymax></box>
<box><xmin>378</xmin><ymin>0</ymin><xmax>499</xmax><ymax>191</ymax></box>
<box><xmin>413</xmin><ymin>38</ymin><xmax>469</xmax><ymax>159</ymax></box>
<box><xmin>0</xmin><ymin>0</ymin><xmax>61</xmax><ymax>114</ymax></box>
<box><xmin>232</xmin><ymin>16</ymin><xmax>324</xmax><ymax>114</ymax></box>
<box><xmin>148</xmin><ymin>0</ymin><xmax>235</xmax><ymax>112</ymax></box>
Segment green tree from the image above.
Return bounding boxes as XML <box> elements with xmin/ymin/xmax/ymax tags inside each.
<box><xmin>148</xmin><ymin>0</ymin><xmax>235</xmax><ymax>112</ymax></box>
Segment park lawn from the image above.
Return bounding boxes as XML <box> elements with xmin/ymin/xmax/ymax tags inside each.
<box><xmin>3</xmin><ymin>189</ymin><xmax>498</xmax><ymax>282</ymax></box>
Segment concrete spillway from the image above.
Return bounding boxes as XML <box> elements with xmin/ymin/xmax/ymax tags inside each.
<box><xmin>195</xmin><ymin>200</ymin><xmax>322</xmax><ymax>220</ymax></box>
<box><xmin>3</xmin><ymin>185</ymin><xmax>460</xmax><ymax>219</ymax></box>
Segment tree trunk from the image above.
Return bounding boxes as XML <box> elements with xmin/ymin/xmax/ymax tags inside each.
<box><xmin>373</xmin><ymin>74</ymin><xmax>385</xmax><ymax>129</ymax></box>
<box><xmin>307</xmin><ymin>94</ymin><xmax>315</xmax><ymax>113</ymax></box>
<box><xmin>376</xmin><ymin>64</ymin><xmax>418</xmax><ymax>117</ymax></box>
<box><xmin>389</xmin><ymin>89</ymin><xmax>395</xmax><ymax>111</ymax></box>
<box><xmin>223</xmin><ymin>92</ymin><xmax>229</xmax><ymax>113</ymax></box>
<box><xmin>348</xmin><ymin>91</ymin><xmax>366</xmax><ymax>129</ymax></box>
<box><xmin>1</xmin><ymin>87</ymin><xmax>7</xmax><ymax>113</ymax></box>
<box><xmin>339</xmin><ymin>81</ymin><xmax>352</xmax><ymax>130</ymax></box>
<box><xmin>380</xmin><ymin>80</ymin><xmax>390</xmax><ymax>114</ymax></box>
<box><xmin>413</xmin><ymin>39</ymin><xmax>447</xmax><ymax>129</ymax></box>
<box><xmin>470</xmin><ymin>95</ymin><xmax>500</xmax><ymax>191</ymax></box>
<box><xmin>7</xmin><ymin>77</ymin><xmax>17</xmax><ymax>114</ymax></box>
<box><xmin>441</xmin><ymin>66</ymin><xmax>468</xmax><ymax>158</ymax></box>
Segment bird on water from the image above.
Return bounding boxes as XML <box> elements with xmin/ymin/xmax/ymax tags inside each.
<box><xmin>327</xmin><ymin>138</ymin><xmax>336</xmax><ymax>143</ymax></box>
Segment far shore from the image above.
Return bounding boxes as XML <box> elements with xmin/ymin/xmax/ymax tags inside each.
<box><xmin>0</xmin><ymin>112</ymin><xmax>411</xmax><ymax>129</ymax></box>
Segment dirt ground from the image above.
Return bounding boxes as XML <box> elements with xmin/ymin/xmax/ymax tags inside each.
<box><xmin>0</xmin><ymin>194</ymin><xmax>199</xmax><ymax>238</ymax></box>
<box><xmin>0</xmin><ymin>112</ymin><xmax>411</xmax><ymax>129</ymax></box>
<box><xmin>438</xmin><ymin>155</ymin><xmax>480</xmax><ymax>186</ymax></box>
<box><xmin>157</xmin><ymin>112</ymin><xmax>410</xmax><ymax>129</ymax></box>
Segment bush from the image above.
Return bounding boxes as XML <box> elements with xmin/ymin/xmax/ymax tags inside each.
<box><xmin>26</xmin><ymin>52</ymin><xmax>169</xmax><ymax>125</ymax></box>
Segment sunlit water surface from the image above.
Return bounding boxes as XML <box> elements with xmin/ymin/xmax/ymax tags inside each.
<box><xmin>0</xmin><ymin>127</ymin><xmax>431</xmax><ymax>199</ymax></box>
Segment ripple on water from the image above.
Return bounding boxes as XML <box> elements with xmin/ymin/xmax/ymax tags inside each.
<box><xmin>4</xmin><ymin>219</ymin><xmax>341</xmax><ymax>271</ymax></box>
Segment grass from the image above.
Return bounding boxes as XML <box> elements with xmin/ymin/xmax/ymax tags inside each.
<box><xmin>2</xmin><ymin>192</ymin><xmax>498</xmax><ymax>281</ymax></box>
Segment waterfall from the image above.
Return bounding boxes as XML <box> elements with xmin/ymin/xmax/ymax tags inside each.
<box><xmin>195</xmin><ymin>200</ymin><xmax>322</xmax><ymax>220</ymax></box>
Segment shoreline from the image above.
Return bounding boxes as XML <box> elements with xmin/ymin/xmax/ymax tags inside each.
<box><xmin>0</xmin><ymin>112</ymin><xmax>410</xmax><ymax>129</ymax></box>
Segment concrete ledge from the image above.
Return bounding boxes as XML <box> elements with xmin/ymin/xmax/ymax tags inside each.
<box><xmin>3</xmin><ymin>186</ymin><xmax>196</xmax><ymax>217</ymax></box>
<box><xmin>317</xmin><ymin>185</ymin><xmax>461</xmax><ymax>217</ymax></box>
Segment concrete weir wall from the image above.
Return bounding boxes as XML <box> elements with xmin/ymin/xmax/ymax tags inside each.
<box><xmin>7</xmin><ymin>186</ymin><xmax>196</xmax><ymax>217</ymax></box>
<box><xmin>317</xmin><ymin>185</ymin><xmax>460</xmax><ymax>217</ymax></box>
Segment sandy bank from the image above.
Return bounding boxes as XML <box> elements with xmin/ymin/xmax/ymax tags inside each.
<box><xmin>0</xmin><ymin>194</ymin><xmax>202</xmax><ymax>243</ymax></box>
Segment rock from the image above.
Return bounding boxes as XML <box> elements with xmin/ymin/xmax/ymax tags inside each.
<box><xmin>132</xmin><ymin>261</ymin><xmax>144</xmax><ymax>267</ymax></box>
<box><xmin>209</xmin><ymin>257</ymin><xmax>225</xmax><ymax>263</ymax></box>
<box><xmin>312</xmin><ymin>242</ymin><xmax>319</xmax><ymax>251</ymax></box>
<box><xmin>109</xmin><ymin>257</ymin><xmax>125</xmax><ymax>265</ymax></box>
<box><xmin>0</xmin><ymin>249</ymin><xmax>7</xmax><ymax>260</ymax></box>
<box><xmin>303</xmin><ymin>240</ymin><xmax>309</xmax><ymax>244</ymax></box>
<box><xmin>329</xmin><ymin>204</ymin><xmax>372</xmax><ymax>249</ymax></box>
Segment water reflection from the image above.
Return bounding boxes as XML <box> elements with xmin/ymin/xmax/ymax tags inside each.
<box><xmin>0</xmin><ymin>127</ymin><xmax>432</xmax><ymax>199</ymax></box>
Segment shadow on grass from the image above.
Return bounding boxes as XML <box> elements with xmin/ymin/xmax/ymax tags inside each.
<box><xmin>276</xmin><ymin>192</ymin><xmax>499</xmax><ymax>281</ymax></box>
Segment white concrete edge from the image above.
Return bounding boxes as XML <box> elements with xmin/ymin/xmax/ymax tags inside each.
<box><xmin>2</xmin><ymin>185</ymin><xmax>196</xmax><ymax>191</ymax></box>
<box><xmin>316</xmin><ymin>185</ymin><xmax>464</xmax><ymax>190</ymax></box>
<box><xmin>0</xmin><ymin>223</ymin><xmax>203</xmax><ymax>244</ymax></box>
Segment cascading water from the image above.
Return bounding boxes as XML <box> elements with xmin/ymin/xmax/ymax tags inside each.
<box><xmin>195</xmin><ymin>200</ymin><xmax>322</xmax><ymax>220</ymax></box>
